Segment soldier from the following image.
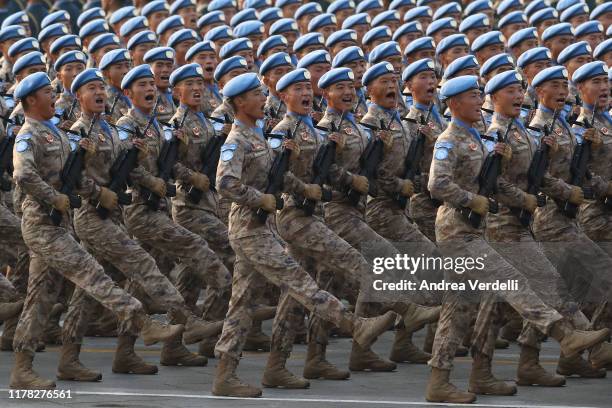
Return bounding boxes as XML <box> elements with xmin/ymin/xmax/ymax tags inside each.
<box><xmin>155</xmin><ymin>16</ymin><xmax>184</xmax><ymax>47</ymax></box>
<box><xmin>367</xmin><ymin>42</ymin><xmax>408</xmax><ymax>117</ymax></box>
<box><xmin>99</xmin><ymin>49</ymin><xmax>132</xmax><ymax>124</ymax></box>
<box><xmin>233</xmin><ymin>22</ymin><xmax>266</xmax><ymax>67</ymax></box>
<box><xmin>557</xmin><ymin>41</ymin><xmax>592</xmax><ymax>121</ymax></box>
<box><xmin>296</xmin><ymin>50</ymin><xmax>331</xmax><ymax>122</ymax></box>
<box><xmin>435</xmin><ymin>34</ymin><xmax>470</xmax><ymax>78</ymax></box>
<box><xmin>53</xmin><ymin>50</ymin><xmax>87</xmax><ymax>122</ymax></box>
<box><xmin>471</xmin><ymin>31</ymin><xmax>506</xmax><ymax>67</ymax></box>
<box><xmin>331</xmin><ymin>46</ymin><xmax>368</xmax><ymax>121</ymax></box>
<box><xmin>219</xmin><ymin>38</ymin><xmax>256</xmax><ymax>73</ymax></box>
<box><xmin>108</xmin><ymin>6</ymin><xmax>137</xmax><ymax>36</ymax></box>
<box><xmin>0</xmin><ymin>25</ymin><xmax>27</xmax><ymax>85</ymax></box>
<box><xmin>87</xmin><ymin>33</ymin><xmax>121</xmax><ymax>69</ymax></box>
<box><xmin>185</xmin><ymin>40</ymin><xmax>221</xmax><ymax>115</ymax></box>
<box><xmin>171</xmin><ymin>0</ymin><xmax>199</xmax><ymax>30</ymax></box>
<box><xmin>459</xmin><ymin>14</ymin><xmax>490</xmax><ymax>45</ymax></box>
<box><xmin>516</xmin><ymin>47</ymin><xmax>553</xmax><ymax>124</ymax></box>
<box><xmin>142</xmin><ymin>1</ymin><xmax>170</xmax><ymax>34</ymax></box>
<box><xmin>260</xmin><ymin>52</ymin><xmax>293</xmax><ymax>131</ymax></box>
<box><xmin>507</xmin><ymin>27</ymin><xmax>538</xmax><ymax>62</ymax></box>
<box><xmin>127</xmin><ymin>30</ymin><xmax>158</xmax><ymax>67</ymax></box>
<box><xmin>168</xmin><ymin>28</ymin><xmax>199</xmax><ymax>67</ymax></box>
<box><xmin>9</xmin><ymin>72</ymin><xmax>183</xmax><ymax>389</ymax></box>
<box><xmin>392</xmin><ymin>22</ymin><xmax>424</xmax><ymax>54</ymax></box>
<box><xmin>144</xmin><ymin>47</ymin><xmax>177</xmax><ymax>123</ymax></box>
<box><xmin>212</xmin><ymin>72</ymin><xmax>396</xmax><ymax>398</ymax></box>
<box><xmin>293</xmin><ymin>33</ymin><xmax>326</xmax><ymax>61</ymax></box>
<box><xmin>326</xmin><ymin>30</ymin><xmax>359</xmax><ymax>60</ymax></box>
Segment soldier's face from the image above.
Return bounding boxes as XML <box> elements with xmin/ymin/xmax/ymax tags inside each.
<box><xmin>262</xmin><ymin>65</ymin><xmax>293</xmax><ymax>96</ymax></box>
<box><xmin>57</xmin><ymin>62</ymin><xmax>86</xmax><ymax>91</ymax></box>
<box><xmin>544</xmin><ymin>35</ymin><xmax>574</xmax><ymax>61</ymax></box>
<box><xmin>597</xmin><ymin>12</ymin><xmax>612</xmax><ymax>32</ymax></box>
<box><xmin>448</xmin><ymin>89</ymin><xmax>483</xmax><ymax>124</ymax></box>
<box><xmin>407</xmin><ymin>70</ymin><xmax>438</xmax><ymax>105</ymax></box>
<box><xmin>417</xmin><ymin>17</ymin><xmax>432</xmax><ymax>31</ymax></box>
<box><xmin>331</xmin><ymin>41</ymin><xmax>356</xmax><ymax>58</ymax></box>
<box><xmin>511</xmin><ymin>39</ymin><xmax>538</xmax><ymax>59</ymax></box>
<box><xmin>192</xmin><ymin>51</ymin><xmax>217</xmax><ymax>81</ymax></box>
<box><xmin>335</xmin><ymin>9</ymin><xmax>354</xmax><ymax>27</ymax></box>
<box><xmin>492</xmin><ymin>83</ymin><xmax>524</xmax><ymax>118</ymax></box>
<box><xmin>235</xmin><ymin>86</ymin><xmax>266</xmax><ymax>120</ymax></box>
<box><xmin>602</xmin><ymin>52</ymin><xmax>612</xmax><ymax>69</ymax></box>
<box><xmin>440</xmin><ymin>46</ymin><xmax>469</xmax><ymax>68</ymax></box>
<box><xmin>407</xmin><ymin>49</ymin><xmax>435</xmax><ymax>64</ymax></box>
<box><xmin>577</xmin><ymin>75</ymin><xmax>610</xmax><ymax>108</ymax></box>
<box><xmin>282</xmin><ymin>3</ymin><xmax>301</xmax><ymax>18</ymax></box>
<box><xmin>324</xmin><ymin>80</ymin><xmax>356</xmax><ymax>112</ymax></box>
<box><xmin>236</xmin><ymin>50</ymin><xmax>255</xmax><ymax>70</ymax></box>
<box><xmin>317</xmin><ymin>25</ymin><xmax>336</xmax><ymax>40</ymax></box>
<box><xmin>566</xmin><ymin>55</ymin><xmax>593</xmax><ymax>79</ymax></box>
<box><xmin>433</xmin><ymin>29</ymin><xmax>457</xmax><ymax>45</ymax></box>
<box><xmin>501</xmin><ymin>22</ymin><xmax>528</xmax><ymax>40</ymax></box>
<box><xmin>126</xmin><ymin>77</ymin><xmax>157</xmax><ymax>111</ymax></box>
<box><xmin>537</xmin><ymin>79</ymin><xmax>569</xmax><ymax>111</ymax></box>
<box><xmin>466</xmin><ymin>27</ymin><xmax>488</xmax><ymax>44</ymax></box>
<box><xmin>148</xmin><ymin>11</ymin><xmax>169</xmax><ymax>33</ymax></box>
<box><xmin>281</xmin><ymin>81</ymin><xmax>313</xmax><ymax>116</ymax></box>
<box><xmin>353</xmin><ymin>24</ymin><xmax>370</xmax><ymax>43</ymax></box>
<box><xmin>283</xmin><ymin>31</ymin><xmax>298</xmax><ymax>52</ymax></box>
<box><xmin>151</xmin><ymin>60</ymin><xmax>174</xmax><ymax>90</ymax></box>
<box><xmin>476</xmin><ymin>44</ymin><xmax>505</xmax><ymax>66</ymax></box>
<box><xmin>536</xmin><ymin>19</ymin><xmax>558</xmax><ymax>37</ymax></box>
<box><xmin>569</xmin><ymin>14</ymin><xmax>589</xmax><ymax>28</ymax></box>
<box><xmin>308</xmin><ymin>63</ymin><xmax>331</xmax><ymax>96</ymax></box>
<box><xmin>131</xmin><ymin>43</ymin><xmax>155</xmax><ymax>66</ymax></box>
<box><xmin>344</xmin><ymin>59</ymin><xmax>367</xmax><ymax>86</ymax></box>
<box><xmin>175</xmin><ymin>40</ymin><xmax>197</xmax><ymax>66</ymax></box>
<box><xmin>179</xmin><ymin>6</ymin><xmax>198</xmax><ymax>29</ymax></box>
<box><xmin>397</xmin><ymin>32</ymin><xmax>421</xmax><ymax>52</ymax></box>
<box><xmin>106</xmin><ymin>61</ymin><xmax>131</xmax><ymax>89</ymax></box>
<box><xmin>94</xmin><ymin>44</ymin><xmax>120</xmax><ymax>65</ymax></box>
<box><xmin>523</xmin><ymin>60</ymin><xmax>552</xmax><ymax>84</ymax></box>
<box><xmin>176</xmin><ymin>77</ymin><xmax>204</xmax><ymax>109</ymax></box>
<box><xmin>77</xmin><ymin>80</ymin><xmax>107</xmax><ymax>114</ymax></box>
<box><xmin>580</xmin><ymin>33</ymin><xmax>604</xmax><ymax>54</ymax></box>
<box><xmin>219</xmin><ymin>68</ymin><xmax>247</xmax><ymax>89</ymax></box>
<box><xmin>28</xmin><ymin>85</ymin><xmax>56</xmax><ymax>120</ymax></box>
<box><xmin>369</xmin><ymin>73</ymin><xmax>398</xmax><ymax>109</ymax></box>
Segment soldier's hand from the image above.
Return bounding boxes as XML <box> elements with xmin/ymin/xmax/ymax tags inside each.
<box><xmin>379</xmin><ymin>130</ymin><xmax>393</xmax><ymax>152</ymax></box>
<box><xmin>328</xmin><ymin>132</ymin><xmax>346</xmax><ymax>151</ymax></box>
<box><xmin>543</xmin><ymin>135</ymin><xmax>558</xmax><ymax>152</ymax></box>
<box><xmin>134</xmin><ymin>139</ymin><xmax>149</xmax><ymax>161</ymax></box>
<box><xmin>266</xmin><ymin>118</ymin><xmax>280</xmax><ymax>131</ymax></box>
<box><xmin>151</xmin><ymin>178</ymin><xmax>167</xmax><ymax>197</ymax></box>
<box><xmin>468</xmin><ymin>194</ymin><xmax>489</xmax><ymax>216</ymax></box>
<box><xmin>222</xmin><ymin>123</ymin><xmax>232</xmax><ymax>135</ymax></box>
<box><xmin>303</xmin><ymin>184</ymin><xmax>322</xmax><ymax>201</ymax></box>
<box><xmin>174</xmin><ymin>129</ymin><xmax>187</xmax><ymax>144</ymax></box>
<box><xmin>51</xmin><ymin>194</ymin><xmax>70</xmax><ymax>213</ymax></box>
<box><xmin>311</xmin><ymin>111</ymin><xmax>323</xmax><ymax>123</ymax></box>
<box><xmin>495</xmin><ymin>143</ymin><xmax>512</xmax><ymax>164</ymax></box>
<box><xmin>260</xmin><ymin>193</ymin><xmax>277</xmax><ymax>213</ymax></box>
<box><xmin>568</xmin><ymin>186</ymin><xmax>584</xmax><ymax>205</ymax></box>
<box><xmin>98</xmin><ymin>186</ymin><xmax>118</xmax><ymax>210</ymax></box>
<box><xmin>190</xmin><ymin>172</ymin><xmax>210</xmax><ymax>191</ymax></box>
<box><xmin>60</xmin><ymin>119</ymin><xmax>75</xmax><ymax>129</ymax></box>
<box><xmin>524</xmin><ymin>193</ymin><xmax>538</xmax><ymax>213</ymax></box>
<box><xmin>79</xmin><ymin>138</ymin><xmax>96</xmax><ymax>155</ymax></box>
<box><xmin>284</xmin><ymin>139</ymin><xmax>301</xmax><ymax>161</ymax></box>
<box><xmin>583</xmin><ymin>128</ymin><xmax>602</xmax><ymax>149</ymax></box>
<box><xmin>400</xmin><ymin>179</ymin><xmax>414</xmax><ymax>197</ymax></box>
<box><xmin>351</xmin><ymin>174</ymin><xmax>369</xmax><ymax>194</ymax></box>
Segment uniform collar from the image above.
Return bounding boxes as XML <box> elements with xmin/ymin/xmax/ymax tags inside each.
<box><xmin>451</xmin><ymin>117</ymin><xmax>481</xmax><ymax>142</ymax></box>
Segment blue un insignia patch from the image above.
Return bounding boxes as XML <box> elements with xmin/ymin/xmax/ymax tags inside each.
<box><xmin>220</xmin><ymin>143</ymin><xmax>237</xmax><ymax>161</ymax></box>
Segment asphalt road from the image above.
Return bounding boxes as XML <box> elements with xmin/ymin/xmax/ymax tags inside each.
<box><xmin>0</xmin><ymin>323</ymin><xmax>610</xmax><ymax>408</ymax></box>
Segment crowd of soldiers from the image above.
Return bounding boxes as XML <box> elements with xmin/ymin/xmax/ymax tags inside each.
<box><xmin>0</xmin><ymin>0</ymin><xmax>612</xmax><ymax>404</ymax></box>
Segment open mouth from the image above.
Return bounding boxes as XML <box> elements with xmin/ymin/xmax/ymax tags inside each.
<box><xmin>426</xmin><ymin>87</ymin><xmax>435</xmax><ymax>96</ymax></box>
<box><xmin>385</xmin><ymin>90</ymin><xmax>397</xmax><ymax>100</ymax></box>
<box><xmin>342</xmin><ymin>95</ymin><xmax>353</xmax><ymax>103</ymax></box>
<box><xmin>160</xmin><ymin>76</ymin><xmax>170</xmax><ymax>81</ymax></box>
<box><xmin>556</xmin><ymin>98</ymin><xmax>566</xmax><ymax>104</ymax></box>
<box><xmin>95</xmin><ymin>97</ymin><xmax>104</xmax><ymax>104</ymax></box>
<box><xmin>512</xmin><ymin>102</ymin><xmax>521</xmax><ymax>108</ymax></box>
<box><xmin>302</xmin><ymin>97</ymin><xmax>311</xmax><ymax>108</ymax></box>
<box><xmin>204</xmin><ymin>66</ymin><xmax>214</xmax><ymax>73</ymax></box>
<box><xmin>193</xmin><ymin>90</ymin><xmax>201</xmax><ymax>99</ymax></box>
<box><xmin>145</xmin><ymin>94</ymin><xmax>155</xmax><ymax>101</ymax></box>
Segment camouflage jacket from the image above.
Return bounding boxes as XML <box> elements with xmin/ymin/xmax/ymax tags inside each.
<box><xmin>105</xmin><ymin>85</ymin><xmax>131</xmax><ymax>124</ymax></box>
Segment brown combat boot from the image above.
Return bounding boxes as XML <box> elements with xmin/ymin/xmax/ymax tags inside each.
<box><xmin>425</xmin><ymin>367</ymin><xmax>476</xmax><ymax>403</ymax></box>
<box><xmin>182</xmin><ymin>315</ymin><xmax>224</xmax><ymax>345</ymax></box>
<box><xmin>139</xmin><ymin>317</ymin><xmax>184</xmax><ymax>346</ymax></box>
<box><xmin>500</xmin><ymin>318</ymin><xmax>522</xmax><ymax>342</ymax></box>
<box><xmin>243</xmin><ymin>321</ymin><xmax>271</xmax><ymax>351</ymax></box>
<box><xmin>303</xmin><ymin>342</ymin><xmax>350</xmax><ymax>380</ymax></box>
<box><xmin>349</xmin><ymin>342</ymin><xmax>397</xmax><ymax>372</ymax></box>
<box><xmin>161</xmin><ymin>338</ymin><xmax>207</xmax><ymax>366</ymax></box>
<box><xmin>198</xmin><ymin>337</ymin><xmax>217</xmax><ymax>358</ymax></box>
<box><xmin>57</xmin><ymin>344</ymin><xmax>102</xmax><ymax>381</ymax></box>
<box><xmin>390</xmin><ymin>327</ymin><xmax>431</xmax><ymax>364</ymax></box>
<box><xmin>468</xmin><ymin>352</ymin><xmax>517</xmax><ymax>395</ymax></box>
<box><xmin>262</xmin><ymin>351</ymin><xmax>310</xmax><ymax>388</ymax></box>
<box><xmin>549</xmin><ymin>320</ymin><xmax>609</xmax><ymax>358</ymax></box>
<box><xmin>112</xmin><ymin>336</ymin><xmax>158</xmax><ymax>375</ymax></box>
<box><xmin>589</xmin><ymin>342</ymin><xmax>612</xmax><ymax>370</ymax></box>
<box><xmin>10</xmin><ymin>351</ymin><xmax>56</xmax><ymax>389</ymax></box>
<box><xmin>0</xmin><ymin>299</ymin><xmax>23</xmax><ymax>321</ymax></box>
<box><xmin>346</xmin><ymin>310</ymin><xmax>397</xmax><ymax>349</ymax></box>
<box><xmin>212</xmin><ymin>354</ymin><xmax>262</xmax><ymax>397</ymax></box>
<box><xmin>402</xmin><ymin>304</ymin><xmax>440</xmax><ymax>333</ymax></box>
<box><xmin>516</xmin><ymin>345</ymin><xmax>565</xmax><ymax>386</ymax></box>
<box><xmin>557</xmin><ymin>353</ymin><xmax>606</xmax><ymax>378</ymax></box>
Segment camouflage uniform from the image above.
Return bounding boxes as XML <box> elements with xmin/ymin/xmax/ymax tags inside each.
<box><xmin>12</xmin><ymin>117</ymin><xmax>145</xmax><ymax>353</ymax></box>
<box><xmin>200</xmin><ymin>83</ymin><xmax>222</xmax><ymax>115</ymax></box>
<box><xmin>0</xmin><ymin>57</ymin><xmax>14</xmax><ymax>83</ymax></box>
<box><xmin>155</xmin><ymin>90</ymin><xmax>177</xmax><ymax>124</ymax></box>
<box><xmin>54</xmin><ymin>91</ymin><xmax>80</xmax><ymax>123</ymax></box>
<box><xmin>105</xmin><ymin>85</ymin><xmax>131</xmax><ymax>124</ymax></box>
<box><xmin>353</xmin><ymin>88</ymin><xmax>368</xmax><ymax>122</ymax></box>
<box><xmin>263</xmin><ymin>93</ymin><xmax>286</xmax><ymax>131</ymax></box>
<box><xmin>211</xmin><ymin>99</ymin><xmax>235</xmax><ymax>223</ymax></box>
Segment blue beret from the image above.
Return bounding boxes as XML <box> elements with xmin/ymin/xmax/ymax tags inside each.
<box><xmin>296</xmin><ymin>3</ymin><xmax>323</xmax><ymax>20</ymax></box>
<box><xmin>591</xmin><ymin>3</ymin><xmax>612</xmax><ymax>20</ymax></box>
<box><xmin>198</xmin><ymin>11</ymin><xmax>226</xmax><ymax>29</ymax></box>
<box><xmin>260</xmin><ymin>52</ymin><xmax>293</xmax><ymax>75</ymax></box>
<box><xmin>219</xmin><ymin>37</ymin><xmax>253</xmax><ymax>59</ymax></box>
<box><xmin>471</xmin><ymin>31</ymin><xmax>505</xmax><ymax>53</ymax></box>
<box><xmin>390</xmin><ymin>0</ymin><xmax>416</xmax><ymax>11</ymax></box>
<box><xmin>393</xmin><ymin>21</ymin><xmax>423</xmax><ymax>41</ymax></box>
<box><xmin>342</xmin><ymin>13</ymin><xmax>371</xmax><ymax>29</ymax></box>
<box><xmin>41</xmin><ymin>11</ymin><xmax>70</xmax><ymax>30</ymax></box>
<box><xmin>417</xmin><ymin>0</ymin><xmax>438</xmax><ymax>6</ymax></box>
<box><xmin>143</xmin><ymin>46</ymin><xmax>175</xmax><ymax>63</ymax></box>
<box><xmin>88</xmin><ymin>33</ymin><xmax>120</xmax><ymax>54</ymax></box>
<box><xmin>594</xmin><ymin>38</ymin><xmax>612</xmax><ymax>59</ymax></box>
<box><xmin>317</xmin><ymin>68</ymin><xmax>355</xmax><ymax>89</ymax></box>
<box><xmin>332</xmin><ymin>45</ymin><xmax>366</xmax><ymax>67</ymax></box>
<box><xmin>259</xmin><ymin>8</ymin><xmax>283</xmax><ymax>24</ymax></box>
<box><xmin>186</xmin><ymin>41</ymin><xmax>217</xmax><ymax>61</ymax></box>
<box><xmin>276</xmin><ymin>68</ymin><xmax>311</xmax><ymax>92</ymax></box>
<box><xmin>245</xmin><ymin>0</ymin><xmax>272</xmax><ymax>9</ymax></box>
<box><xmin>309</xmin><ymin>14</ymin><xmax>337</xmax><ymax>32</ymax></box>
<box><xmin>53</xmin><ymin>50</ymin><xmax>87</xmax><ymax>72</ymax></box>
<box><xmin>170</xmin><ymin>0</ymin><xmax>197</xmax><ymax>15</ymax></box>
<box><xmin>480</xmin><ymin>53</ymin><xmax>514</xmax><ymax>77</ymax></box>
<box><xmin>328</xmin><ymin>0</ymin><xmax>356</xmax><ymax>14</ymax></box>
<box><xmin>257</xmin><ymin>35</ymin><xmax>288</xmax><ymax>58</ymax></box>
<box><xmin>439</xmin><ymin>75</ymin><xmax>479</xmax><ymax>100</ymax></box>
<box><xmin>560</xmin><ymin>3</ymin><xmax>589</xmax><ymax>23</ymax></box>
<box><xmin>121</xmin><ymin>64</ymin><xmax>154</xmax><ymax>90</ymax></box>
<box><xmin>38</xmin><ymin>23</ymin><xmax>69</xmax><ymax>43</ymax></box>
<box><xmin>498</xmin><ymin>11</ymin><xmax>527</xmax><ymax>29</ymax></box>
<box><xmin>433</xmin><ymin>3</ymin><xmax>462</xmax><ymax>20</ymax></box>
<box><xmin>497</xmin><ymin>0</ymin><xmax>521</xmax><ymax>16</ymax></box>
<box><xmin>297</xmin><ymin>50</ymin><xmax>331</xmax><ymax>69</ymax></box>
<box><xmin>127</xmin><ymin>30</ymin><xmax>157</xmax><ymax>51</ymax></box>
<box><xmin>275</xmin><ymin>0</ymin><xmax>301</xmax><ymax>8</ymax></box>
<box><xmin>326</xmin><ymin>29</ymin><xmax>358</xmax><ymax>48</ymax></box>
<box><xmin>484</xmin><ymin>69</ymin><xmax>522</xmax><ymax>94</ymax></box>
<box><xmin>517</xmin><ymin>46</ymin><xmax>552</xmax><ymax>68</ymax></box>
<box><xmin>169</xmin><ymin>63</ymin><xmax>204</xmax><ymax>86</ymax></box>
<box><xmin>99</xmin><ymin>48</ymin><xmax>131</xmax><ymax>70</ymax></box>
<box><xmin>2</xmin><ymin>12</ymin><xmax>28</xmax><ymax>29</ymax></box>
<box><xmin>119</xmin><ymin>17</ymin><xmax>149</xmax><ymax>38</ymax></box>
<box><xmin>557</xmin><ymin>0</ymin><xmax>579</xmax><ymax>12</ymax></box>
<box><xmin>508</xmin><ymin>27</ymin><xmax>537</xmax><ymax>48</ymax></box>
<box><xmin>77</xmin><ymin>7</ymin><xmax>105</xmax><ymax>28</ymax></box>
<box><xmin>230</xmin><ymin>8</ymin><xmax>258</xmax><ymax>27</ymax></box>
<box><xmin>532</xmin><ymin>65</ymin><xmax>568</xmax><ymax>87</ymax></box>
<box><xmin>362</xmin><ymin>26</ymin><xmax>392</xmax><ymax>46</ymax></box>
<box><xmin>234</xmin><ymin>20</ymin><xmax>265</xmax><ymax>38</ymax></box>
<box><xmin>50</xmin><ymin>35</ymin><xmax>82</xmax><ymax>54</ymax></box>
<box><xmin>204</xmin><ymin>25</ymin><xmax>233</xmax><ymax>42</ymax></box>
<box><xmin>436</xmin><ymin>33</ymin><xmax>468</xmax><ymax>56</ymax></box>
<box><xmin>156</xmin><ymin>16</ymin><xmax>184</xmax><ymax>36</ymax></box>
<box><xmin>575</xmin><ymin>21</ymin><xmax>604</xmax><ymax>38</ymax></box>
<box><xmin>13</xmin><ymin>51</ymin><xmax>46</xmax><ymax>75</ymax></box>
<box><xmin>372</xmin><ymin>10</ymin><xmax>401</xmax><ymax>28</ymax></box>
<box><xmin>168</xmin><ymin>29</ymin><xmax>200</xmax><ymax>48</ymax></box>
<box><xmin>572</xmin><ymin>60</ymin><xmax>608</xmax><ymax>83</ymax></box>
<box><xmin>80</xmin><ymin>19</ymin><xmax>110</xmax><ymax>39</ymax></box>
<box><xmin>8</xmin><ymin>38</ymin><xmax>39</xmax><ymax>58</ymax></box>
<box><xmin>443</xmin><ymin>55</ymin><xmax>480</xmax><ymax>80</ymax></box>
<box><xmin>269</xmin><ymin>18</ymin><xmax>298</xmax><ymax>35</ymax></box>
<box><xmin>459</xmin><ymin>13</ymin><xmax>490</xmax><ymax>33</ymax></box>
<box><xmin>426</xmin><ymin>17</ymin><xmax>457</xmax><ymax>37</ymax></box>
<box><xmin>558</xmin><ymin>41</ymin><xmax>592</xmax><ymax>65</ymax></box>
<box><xmin>368</xmin><ymin>41</ymin><xmax>401</xmax><ymax>64</ymax></box>
<box><xmin>142</xmin><ymin>1</ymin><xmax>169</xmax><ymax>18</ymax></box>
<box><xmin>525</xmin><ymin>0</ymin><xmax>550</xmax><ymax>17</ymax></box>
<box><xmin>208</xmin><ymin>0</ymin><xmax>237</xmax><ymax>12</ymax></box>
<box><xmin>294</xmin><ymin>33</ymin><xmax>324</xmax><ymax>54</ymax></box>
<box><xmin>464</xmin><ymin>0</ymin><xmax>492</xmax><ymax>17</ymax></box>
<box><xmin>214</xmin><ymin>55</ymin><xmax>248</xmax><ymax>81</ymax></box>
<box><xmin>71</xmin><ymin>68</ymin><xmax>104</xmax><ymax>94</ymax></box>
<box><xmin>356</xmin><ymin>0</ymin><xmax>383</xmax><ymax>14</ymax></box>
<box><xmin>541</xmin><ymin>22</ymin><xmax>574</xmax><ymax>42</ymax></box>
<box><xmin>110</xmin><ymin>6</ymin><xmax>137</xmax><ymax>25</ymax></box>
<box><xmin>14</xmin><ymin>72</ymin><xmax>51</xmax><ymax>100</ymax></box>
<box><xmin>404</xmin><ymin>6</ymin><xmax>433</xmax><ymax>22</ymax></box>
<box><xmin>402</xmin><ymin>58</ymin><xmax>435</xmax><ymax>82</ymax></box>
<box><xmin>529</xmin><ymin>8</ymin><xmax>559</xmax><ymax>26</ymax></box>
<box><xmin>363</xmin><ymin>61</ymin><xmax>395</xmax><ymax>86</ymax></box>
<box><xmin>608</xmin><ymin>24</ymin><xmax>612</xmax><ymax>37</ymax></box>
<box><xmin>404</xmin><ymin>36</ymin><xmax>435</xmax><ymax>55</ymax></box>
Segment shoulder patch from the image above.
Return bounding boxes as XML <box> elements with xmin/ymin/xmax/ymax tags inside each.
<box><xmin>15</xmin><ymin>140</ymin><xmax>29</xmax><ymax>153</ymax></box>
<box><xmin>118</xmin><ymin>129</ymin><xmax>130</xmax><ymax>140</ymax></box>
<box><xmin>68</xmin><ymin>134</ymin><xmax>80</xmax><ymax>151</ymax></box>
<box><xmin>268</xmin><ymin>134</ymin><xmax>283</xmax><ymax>149</ymax></box>
<box><xmin>220</xmin><ymin>143</ymin><xmax>237</xmax><ymax>162</ymax></box>
<box><xmin>15</xmin><ymin>133</ymin><xmax>32</xmax><ymax>142</ymax></box>
<box><xmin>162</xmin><ymin>126</ymin><xmax>173</xmax><ymax>141</ymax></box>
<box><xmin>573</xmin><ymin>126</ymin><xmax>585</xmax><ymax>144</ymax></box>
<box><xmin>484</xmin><ymin>139</ymin><xmax>496</xmax><ymax>152</ymax></box>
<box><xmin>434</xmin><ymin>148</ymin><xmax>448</xmax><ymax>160</ymax></box>
<box><xmin>213</xmin><ymin>120</ymin><xmax>225</xmax><ymax>133</ymax></box>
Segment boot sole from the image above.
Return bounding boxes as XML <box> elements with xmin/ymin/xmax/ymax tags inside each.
<box><xmin>212</xmin><ymin>390</ymin><xmax>262</xmax><ymax>398</ymax></box>
<box><xmin>468</xmin><ymin>386</ymin><xmax>517</xmax><ymax>396</ymax></box>
<box><xmin>425</xmin><ymin>396</ymin><xmax>477</xmax><ymax>403</ymax></box>
<box><xmin>516</xmin><ymin>378</ymin><xmax>566</xmax><ymax>387</ymax></box>
<box><xmin>160</xmin><ymin>359</ymin><xmax>208</xmax><ymax>367</ymax></box>
<box><xmin>9</xmin><ymin>382</ymin><xmax>56</xmax><ymax>390</ymax></box>
<box><xmin>349</xmin><ymin>365</ymin><xmax>397</xmax><ymax>372</ymax></box>
<box><xmin>112</xmin><ymin>367</ymin><xmax>158</xmax><ymax>375</ymax></box>
<box><xmin>556</xmin><ymin>369</ymin><xmax>606</xmax><ymax>378</ymax></box>
<box><xmin>303</xmin><ymin>373</ymin><xmax>350</xmax><ymax>380</ymax></box>
<box><xmin>56</xmin><ymin>373</ymin><xmax>102</xmax><ymax>382</ymax></box>
<box><xmin>262</xmin><ymin>383</ymin><xmax>310</xmax><ymax>389</ymax></box>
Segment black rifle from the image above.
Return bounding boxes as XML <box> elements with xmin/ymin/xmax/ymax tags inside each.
<box><xmin>460</xmin><ymin>121</ymin><xmax>513</xmax><ymax>228</ymax></box>
<box><xmin>264</xmin><ymin>98</ymin><xmax>282</xmax><ymax>133</ymax></box>
<box><xmin>255</xmin><ymin>117</ymin><xmax>302</xmax><ymax>223</ymax></box>
<box><xmin>395</xmin><ymin>104</ymin><xmax>433</xmax><ymax>209</ymax></box>
<box><xmin>105</xmin><ymin>94</ymin><xmax>119</xmax><ymax>118</ymax></box>
<box><xmin>0</xmin><ymin>115</ymin><xmax>23</xmax><ymax>191</ymax></box>
<box><xmin>204</xmin><ymin>113</ymin><xmax>232</xmax><ymax>127</ymax></box>
<box><xmin>49</xmin><ymin>116</ymin><xmax>97</xmax><ymax>225</ymax></box>
<box><xmin>55</xmin><ymin>98</ymin><xmax>78</xmax><ymax>123</ymax></box>
<box><xmin>346</xmin><ymin>119</ymin><xmax>388</xmax><ymax>206</ymax></box>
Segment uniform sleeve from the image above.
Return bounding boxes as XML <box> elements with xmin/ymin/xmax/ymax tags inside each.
<box><xmin>116</xmin><ymin>117</ymin><xmax>160</xmax><ymax>191</ymax></box>
<box><xmin>69</xmin><ymin>123</ymin><xmax>101</xmax><ymax>200</ymax></box>
<box><xmin>541</xmin><ymin>171</ymin><xmax>573</xmax><ymax>200</ymax></box>
<box><xmin>496</xmin><ymin>174</ymin><xmax>527</xmax><ymax>208</ymax></box>
<box><xmin>376</xmin><ymin>134</ymin><xmax>405</xmax><ymax>196</ymax></box>
<box><xmin>171</xmin><ymin>113</ymin><xmax>195</xmax><ymax>183</ymax></box>
<box><xmin>428</xmin><ymin>138</ymin><xmax>473</xmax><ymax>207</ymax></box>
<box><xmin>12</xmin><ymin>135</ymin><xmax>58</xmax><ymax>204</ymax></box>
<box><xmin>217</xmin><ymin>138</ymin><xmax>264</xmax><ymax>208</ymax></box>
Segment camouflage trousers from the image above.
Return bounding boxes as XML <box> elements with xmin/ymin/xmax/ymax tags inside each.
<box><xmin>0</xmin><ymin>203</ymin><xmax>28</xmax><ymax>299</ymax></box>
<box><xmin>409</xmin><ymin>193</ymin><xmax>440</xmax><ymax>243</ymax></box>
<box><xmin>14</xmin><ymin>219</ymin><xmax>144</xmax><ymax>353</ymax></box>
<box><xmin>429</xmin><ymin>237</ymin><xmax>563</xmax><ymax>370</ymax></box>
<box><xmin>578</xmin><ymin>201</ymin><xmax>612</xmax><ymax>258</ymax></box>
<box><xmin>215</xmin><ymin>230</ymin><xmax>348</xmax><ymax>361</ymax></box>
